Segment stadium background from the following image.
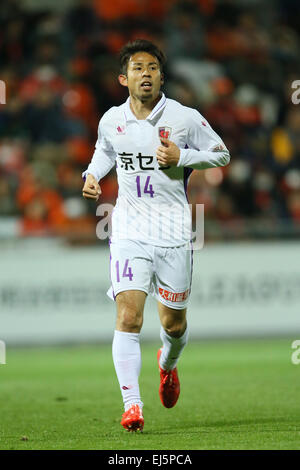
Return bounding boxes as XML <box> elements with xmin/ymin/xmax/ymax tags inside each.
<box><xmin>1</xmin><ymin>0</ymin><xmax>300</xmax><ymax>344</ymax></box>
<box><xmin>1</xmin><ymin>0</ymin><xmax>300</xmax><ymax>451</ymax></box>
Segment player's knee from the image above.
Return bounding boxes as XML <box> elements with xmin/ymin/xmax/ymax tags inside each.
<box><xmin>116</xmin><ymin>306</ymin><xmax>143</xmax><ymax>332</ymax></box>
<box><xmin>163</xmin><ymin>320</ymin><xmax>187</xmax><ymax>338</ymax></box>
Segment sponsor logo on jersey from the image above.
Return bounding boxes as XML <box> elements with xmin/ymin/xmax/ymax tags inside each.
<box><xmin>159</xmin><ymin>288</ymin><xmax>189</xmax><ymax>302</ymax></box>
<box><xmin>158</xmin><ymin>126</ymin><xmax>172</xmax><ymax>140</ymax></box>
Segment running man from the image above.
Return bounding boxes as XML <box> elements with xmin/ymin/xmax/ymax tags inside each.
<box><xmin>82</xmin><ymin>39</ymin><xmax>230</xmax><ymax>432</ymax></box>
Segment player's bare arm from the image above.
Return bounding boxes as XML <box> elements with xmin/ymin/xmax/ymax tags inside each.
<box><xmin>82</xmin><ymin>173</ymin><xmax>101</xmax><ymax>201</ymax></box>
<box><xmin>156</xmin><ymin>137</ymin><xmax>180</xmax><ymax>166</ymax></box>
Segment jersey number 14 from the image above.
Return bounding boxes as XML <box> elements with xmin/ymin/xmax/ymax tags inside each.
<box><xmin>136</xmin><ymin>176</ymin><xmax>154</xmax><ymax>198</ymax></box>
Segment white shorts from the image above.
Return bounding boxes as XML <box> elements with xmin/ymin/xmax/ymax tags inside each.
<box><xmin>107</xmin><ymin>239</ymin><xmax>193</xmax><ymax>310</ymax></box>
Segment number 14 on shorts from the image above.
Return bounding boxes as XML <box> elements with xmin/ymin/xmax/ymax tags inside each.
<box><xmin>116</xmin><ymin>259</ymin><xmax>133</xmax><ymax>282</ymax></box>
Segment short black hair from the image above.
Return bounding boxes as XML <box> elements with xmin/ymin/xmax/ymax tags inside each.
<box><xmin>119</xmin><ymin>39</ymin><xmax>166</xmax><ymax>75</ymax></box>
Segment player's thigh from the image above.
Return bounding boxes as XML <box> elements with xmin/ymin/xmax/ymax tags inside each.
<box><xmin>116</xmin><ymin>290</ymin><xmax>147</xmax><ymax>332</ymax></box>
<box><xmin>157</xmin><ymin>302</ymin><xmax>187</xmax><ymax>337</ymax></box>
<box><xmin>153</xmin><ymin>243</ymin><xmax>192</xmax><ymax>310</ymax></box>
<box><xmin>109</xmin><ymin>239</ymin><xmax>153</xmax><ymax>298</ymax></box>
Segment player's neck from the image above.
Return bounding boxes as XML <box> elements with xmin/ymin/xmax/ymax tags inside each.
<box><xmin>129</xmin><ymin>93</ymin><xmax>161</xmax><ymax>120</ymax></box>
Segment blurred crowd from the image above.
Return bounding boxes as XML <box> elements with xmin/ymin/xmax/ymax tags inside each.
<box><xmin>0</xmin><ymin>0</ymin><xmax>300</xmax><ymax>240</ymax></box>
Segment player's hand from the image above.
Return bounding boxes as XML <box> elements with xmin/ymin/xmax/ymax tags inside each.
<box><xmin>156</xmin><ymin>138</ymin><xmax>180</xmax><ymax>167</ymax></box>
<box><xmin>82</xmin><ymin>174</ymin><xmax>101</xmax><ymax>201</ymax></box>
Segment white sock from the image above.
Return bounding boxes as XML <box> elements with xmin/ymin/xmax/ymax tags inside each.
<box><xmin>112</xmin><ymin>330</ymin><xmax>143</xmax><ymax>411</ymax></box>
<box><xmin>159</xmin><ymin>325</ymin><xmax>189</xmax><ymax>371</ymax></box>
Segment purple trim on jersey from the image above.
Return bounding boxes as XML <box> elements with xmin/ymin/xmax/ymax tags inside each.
<box><xmin>189</xmin><ymin>239</ymin><xmax>194</xmax><ymax>294</ymax></box>
<box><xmin>149</xmin><ymin>95</ymin><xmax>167</xmax><ymax>120</ymax></box>
<box><xmin>124</xmin><ymin>100</ymin><xmax>135</xmax><ymax>122</ymax></box>
<box><xmin>183</xmin><ymin>144</ymin><xmax>193</xmax><ymax>198</ymax></box>
<box><xmin>184</xmin><ymin>167</ymin><xmax>193</xmax><ymax>197</ymax></box>
<box><xmin>108</xmin><ymin>238</ymin><xmax>116</xmax><ymax>301</ymax></box>
<box><xmin>184</xmin><ymin>145</ymin><xmax>194</xmax><ymax>270</ymax></box>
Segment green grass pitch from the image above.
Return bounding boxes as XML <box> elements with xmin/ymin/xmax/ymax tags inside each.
<box><xmin>1</xmin><ymin>338</ymin><xmax>300</xmax><ymax>450</ymax></box>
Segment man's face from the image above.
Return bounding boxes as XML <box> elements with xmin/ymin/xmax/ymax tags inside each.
<box><xmin>119</xmin><ymin>51</ymin><xmax>163</xmax><ymax>101</ymax></box>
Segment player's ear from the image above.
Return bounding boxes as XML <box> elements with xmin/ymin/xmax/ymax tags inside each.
<box><xmin>160</xmin><ymin>72</ymin><xmax>164</xmax><ymax>86</ymax></box>
<box><xmin>118</xmin><ymin>74</ymin><xmax>128</xmax><ymax>87</ymax></box>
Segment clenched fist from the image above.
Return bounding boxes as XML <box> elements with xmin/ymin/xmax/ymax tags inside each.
<box><xmin>82</xmin><ymin>174</ymin><xmax>101</xmax><ymax>201</ymax></box>
<box><xmin>156</xmin><ymin>137</ymin><xmax>180</xmax><ymax>167</ymax></box>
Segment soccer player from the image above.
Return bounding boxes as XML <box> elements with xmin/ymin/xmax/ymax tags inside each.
<box><xmin>82</xmin><ymin>39</ymin><xmax>230</xmax><ymax>432</ymax></box>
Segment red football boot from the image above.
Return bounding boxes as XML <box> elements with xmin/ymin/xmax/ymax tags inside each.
<box><xmin>121</xmin><ymin>404</ymin><xmax>144</xmax><ymax>432</ymax></box>
<box><xmin>157</xmin><ymin>348</ymin><xmax>180</xmax><ymax>408</ymax></box>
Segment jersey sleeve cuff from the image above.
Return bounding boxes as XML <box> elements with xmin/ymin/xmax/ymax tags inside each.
<box><xmin>177</xmin><ymin>148</ymin><xmax>189</xmax><ymax>167</ymax></box>
<box><xmin>82</xmin><ymin>170</ymin><xmax>99</xmax><ymax>182</ymax></box>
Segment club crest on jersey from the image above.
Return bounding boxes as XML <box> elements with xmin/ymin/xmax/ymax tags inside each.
<box><xmin>159</xmin><ymin>126</ymin><xmax>172</xmax><ymax>139</ymax></box>
<box><xmin>116</xmin><ymin>125</ymin><xmax>126</xmax><ymax>135</ymax></box>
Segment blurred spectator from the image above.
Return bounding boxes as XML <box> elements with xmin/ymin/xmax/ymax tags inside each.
<box><xmin>164</xmin><ymin>1</ymin><xmax>206</xmax><ymax>59</ymax></box>
<box><xmin>0</xmin><ymin>175</ymin><xmax>18</xmax><ymax>215</ymax></box>
<box><xmin>24</xmin><ymin>85</ymin><xmax>68</xmax><ymax>143</ymax></box>
<box><xmin>271</xmin><ymin>107</ymin><xmax>300</xmax><ymax>171</ymax></box>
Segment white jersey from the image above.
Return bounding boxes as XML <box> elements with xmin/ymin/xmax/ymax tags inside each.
<box><xmin>83</xmin><ymin>93</ymin><xmax>230</xmax><ymax>247</ymax></box>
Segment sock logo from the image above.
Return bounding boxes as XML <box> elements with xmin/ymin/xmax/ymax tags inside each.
<box><xmin>122</xmin><ymin>385</ymin><xmax>132</xmax><ymax>390</ymax></box>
